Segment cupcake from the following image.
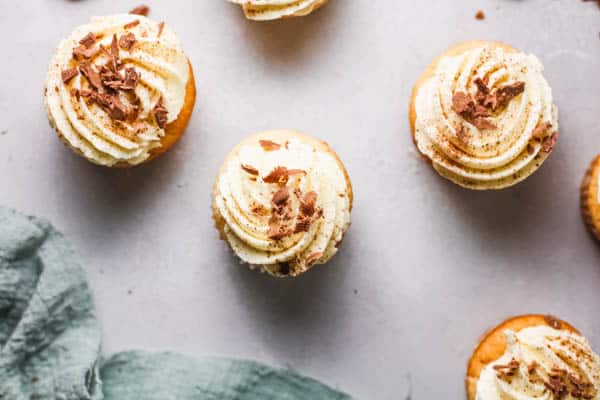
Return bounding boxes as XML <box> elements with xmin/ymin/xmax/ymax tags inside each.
<box><xmin>410</xmin><ymin>41</ymin><xmax>559</xmax><ymax>190</ymax></box>
<box><xmin>45</xmin><ymin>14</ymin><xmax>196</xmax><ymax>167</ymax></box>
<box><xmin>227</xmin><ymin>0</ymin><xmax>328</xmax><ymax>21</ymax></box>
<box><xmin>212</xmin><ymin>130</ymin><xmax>352</xmax><ymax>278</ymax></box>
<box><xmin>466</xmin><ymin>315</ymin><xmax>600</xmax><ymax>399</ymax></box>
<box><xmin>581</xmin><ymin>155</ymin><xmax>600</xmax><ymax>242</ymax></box>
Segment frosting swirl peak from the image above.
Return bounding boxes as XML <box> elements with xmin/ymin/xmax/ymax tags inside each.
<box><xmin>413</xmin><ymin>43</ymin><xmax>559</xmax><ymax>189</ymax></box>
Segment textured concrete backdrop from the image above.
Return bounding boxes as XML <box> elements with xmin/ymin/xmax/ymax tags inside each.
<box><xmin>0</xmin><ymin>1</ymin><xmax>599</xmax><ymax>398</ymax></box>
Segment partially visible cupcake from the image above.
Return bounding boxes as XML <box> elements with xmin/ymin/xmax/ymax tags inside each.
<box><xmin>212</xmin><ymin>130</ymin><xmax>352</xmax><ymax>278</ymax></box>
<box><xmin>410</xmin><ymin>41</ymin><xmax>559</xmax><ymax>190</ymax></box>
<box><xmin>45</xmin><ymin>14</ymin><xmax>196</xmax><ymax>167</ymax></box>
<box><xmin>227</xmin><ymin>0</ymin><xmax>328</xmax><ymax>21</ymax></box>
<box><xmin>466</xmin><ymin>314</ymin><xmax>600</xmax><ymax>400</ymax></box>
<box><xmin>581</xmin><ymin>155</ymin><xmax>600</xmax><ymax>242</ymax></box>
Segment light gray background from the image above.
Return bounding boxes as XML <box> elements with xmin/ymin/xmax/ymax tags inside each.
<box><xmin>1</xmin><ymin>1</ymin><xmax>599</xmax><ymax>398</ymax></box>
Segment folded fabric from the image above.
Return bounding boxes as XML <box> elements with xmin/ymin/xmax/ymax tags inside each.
<box><xmin>0</xmin><ymin>208</ymin><xmax>102</xmax><ymax>400</ymax></box>
<box><xmin>0</xmin><ymin>207</ymin><xmax>353</xmax><ymax>400</ymax></box>
<box><xmin>101</xmin><ymin>351</ymin><xmax>352</xmax><ymax>400</ymax></box>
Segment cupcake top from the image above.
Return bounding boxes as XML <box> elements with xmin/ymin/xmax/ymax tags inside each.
<box><xmin>476</xmin><ymin>326</ymin><xmax>600</xmax><ymax>399</ymax></box>
<box><xmin>413</xmin><ymin>43</ymin><xmax>558</xmax><ymax>190</ymax></box>
<box><xmin>45</xmin><ymin>15</ymin><xmax>190</xmax><ymax>166</ymax></box>
<box><xmin>227</xmin><ymin>0</ymin><xmax>327</xmax><ymax>21</ymax></box>
<box><xmin>213</xmin><ymin>132</ymin><xmax>351</xmax><ymax>277</ymax></box>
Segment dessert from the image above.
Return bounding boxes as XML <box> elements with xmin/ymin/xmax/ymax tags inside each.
<box><xmin>581</xmin><ymin>155</ymin><xmax>600</xmax><ymax>242</ymax></box>
<box><xmin>227</xmin><ymin>0</ymin><xmax>328</xmax><ymax>21</ymax></box>
<box><xmin>410</xmin><ymin>41</ymin><xmax>559</xmax><ymax>190</ymax></box>
<box><xmin>466</xmin><ymin>314</ymin><xmax>600</xmax><ymax>400</ymax></box>
<box><xmin>45</xmin><ymin>14</ymin><xmax>196</xmax><ymax>167</ymax></box>
<box><xmin>212</xmin><ymin>130</ymin><xmax>352</xmax><ymax>278</ymax></box>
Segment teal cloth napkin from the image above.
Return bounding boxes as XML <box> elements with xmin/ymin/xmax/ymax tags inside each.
<box><xmin>0</xmin><ymin>208</ymin><xmax>102</xmax><ymax>400</ymax></box>
<box><xmin>0</xmin><ymin>207</ymin><xmax>352</xmax><ymax>400</ymax></box>
<box><xmin>101</xmin><ymin>351</ymin><xmax>352</xmax><ymax>400</ymax></box>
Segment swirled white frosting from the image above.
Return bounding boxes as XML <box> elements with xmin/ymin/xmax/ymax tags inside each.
<box><xmin>476</xmin><ymin>326</ymin><xmax>600</xmax><ymax>400</ymax></box>
<box><xmin>45</xmin><ymin>15</ymin><xmax>190</xmax><ymax>166</ymax></box>
<box><xmin>214</xmin><ymin>135</ymin><xmax>351</xmax><ymax>276</ymax></box>
<box><xmin>227</xmin><ymin>0</ymin><xmax>327</xmax><ymax>20</ymax></box>
<box><xmin>414</xmin><ymin>44</ymin><xmax>559</xmax><ymax>189</ymax></box>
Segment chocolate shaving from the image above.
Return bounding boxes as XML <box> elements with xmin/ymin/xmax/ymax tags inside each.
<box><xmin>294</xmin><ymin>191</ymin><xmax>322</xmax><ymax>233</ymax></box>
<box><xmin>268</xmin><ymin>219</ymin><xmax>292</xmax><ymax>240</ymax></box>
<box><xmin>263</xmin><ymin>166</ymin><xmax>290</xmax><ymax>185</ymax></box>
<box><xmin>119</xmin><ymin>32</ymin><xmax>137</xmax><ymax>50</ymax></box>
<box><xmin>259</xmin><ymin>140</ymin><xmax>281</xmax><ymax>151</ymax></box>
<box><xmin>61</xmin><ymin>68</ymin><xmax>79</xmax><ymax>84</ymax></box>
<box><xmin>73</xmin><ymin>45</ymin><xmax>100</xmax><ymax>60</ymax></box>
<box><xmin>496</xmin><ymin>82</ymin><xmax>525</xmax><ymax>108</ymax></box>
<box><xmin>121</xmin><ymin>67</ymin><xmax>140</xmax><ymax>90</ymax></box>
<box><xmin>541</xmin><ymin>133</ymin><xmax>558</xmax><ymax>153</ymax></box>
<box><xmin>305</xmin><ymin>252</ymin><xmax>324</xmax><ymax>267</ymax></box>
<box><xmin>241</xmin><ymin>164</ymin><xmax>259</xmax><ymax>176</ymax></box>
<box><xmin>493</xmin><ymin>358</ymin><xmax>520</xmax><ymax>380</ymax></box>
<box><xmin>79</xmin><ymin>62</ymin><xmax>103</xmax><ymax>90</ymax></box>
<box><xmin>545</xmin><ymin>368</ymin><xmax>569</xmax><ymax>399</ymax></box>
<box><xmin>471</xmin><ymin>117</ymin><xmax>497</xmax><ymax>130</ymax></box>
<box><xmin>300</xmin><ymin>191</ymin><xmax>317</xmax><ymax>217</ymax></box>
<box><xmin>532</xmin><ymin>122</ymin><xmax>553</xmax><ymax>139</ymax></box>
<box><xmin>527</xmin><ymin>361</ymin><xmax>538</xmax><ymax>375</ymax></box>
<box><xmin>157</xmin><ymin>21</ymin><xmax>165</xmax><ymax>38</ymax></box>
<box><xmin>129</xmin><ymin>5</ymin><xmax>150</xmax><ymax>16</ymax></box>
<box><xmin>124</xmin><ymin>20</ymin><xmax>140</xmax><ymax>29</ymax></box>
<box><xmin>544</xmin><ymin>315</ymin><xmax>563</xmax><ymax>330</ymax></box>
<box><xmin>271</xmin><ymin>188</ymin><xmax>290</xmax><ymax>206</ymax></box>
<box><xmin>294</xmin><ymin>218</ymin><xmax>312</xmax><ymax>234</ymax></box>
<box><xmin>152</xmin><ymin>97</ymin><xmax>169</xmax><ymax>129</ymax></box>
<box><xmin>568</xmin><ymin>373</ymin><xmax>595</xmax><ymax>399</ymax></box>
<box><xmin>79</xmin><ymin>32</ymin><xmax>97</xmax><ymax>48</ymax></box>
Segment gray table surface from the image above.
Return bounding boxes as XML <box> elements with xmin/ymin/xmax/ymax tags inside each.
<box><xmin>1</xmin><ymin>0</ymin><xmax>599</xmax><ymax>398</ymax></box>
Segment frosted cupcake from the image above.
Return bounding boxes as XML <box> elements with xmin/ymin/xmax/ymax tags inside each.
<box><xmin>227</xmin><ymin>0</ymin><xmax>328</xmax><ymax>21</ymax></box>
<box><xmin>581</xmin><ymin>155</ymin><xmax>600</xmax><ymax>242</ymax></box>
<box><xmin>466</xmin><ymin>315</ymin><xmax>600</xmax><ymax>400</ymax></box>
<box><xmin>45</xmin><ymin>14</ymin><xmax>196</xmax><ymax>167</ymax></box>
<box><xmin>212</xmin><ymin>130</ymin><xmax>352</xmax><ymax>278</ymax></box>
<box><xmin>410</xmin><ymin>41</ymin><xmax>559</xmax><ymax>190</ymax></box>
